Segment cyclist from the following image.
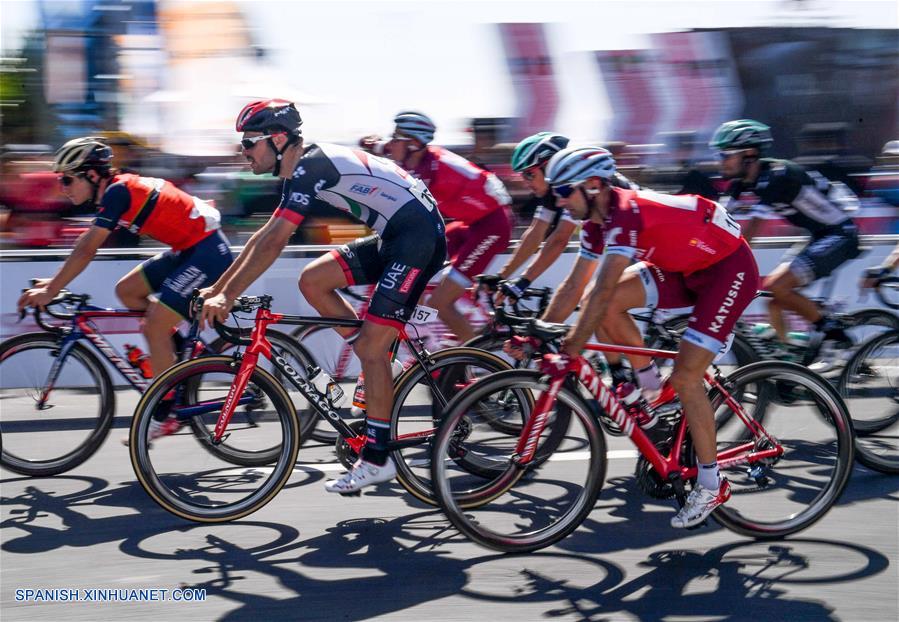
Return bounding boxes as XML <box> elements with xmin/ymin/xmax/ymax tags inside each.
<box><xmin>17</xmin><ymin>137</ymin><xmax>233</xmax><ymax>435</ymax></box>
<box><xmin>380</xmin><ymin>111</ymin><xmax>513</xmax><ymax>344</ymax></box>
<box><xmin>544</xmin><ymin>146</ymin><xmax>760</xmax><ymax>528</ymax></box>
<box><xmin>711</xmin><ymin>119</ymin><xmax>860</xmax><ymax>368</ymax></box>
<box><xmin>199</xmin><ymin>99</ymin><xmax>446</xmax><ymax>493</ymax></box>
<box><xmin>491</xmin><ymin>132</ymin><xmax>576</xmax><ymax>302</ymax></box>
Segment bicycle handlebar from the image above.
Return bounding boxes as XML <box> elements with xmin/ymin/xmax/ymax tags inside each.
<box><xmin>875</xmin><ymin>276</ymin><xmax>899</xmax><ymax>310</ymax></box>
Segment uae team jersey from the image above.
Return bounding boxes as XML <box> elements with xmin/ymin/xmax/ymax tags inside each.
<box><xmin>409</xmin><ymin>146</ymin><xmax>512</xmax><ymax>224</ymax></box>
<box><xmin>93</xmin><ymin>173</ymin><xmax>221</xmax><ymax>251</ymax></box>
<box><xmin>603</xmin><ymin>188</ymin><xmax>743</xmax><ymax>274</ymax></box>
<box><xmin>723</xmin><ymin>158</ymin><xmax>858</xmax><ymax>235</ymax></box>
<box><xmin>274</xmin><ymin>143</ymin><xmax>439</xmax><ymax>236</ymax></box>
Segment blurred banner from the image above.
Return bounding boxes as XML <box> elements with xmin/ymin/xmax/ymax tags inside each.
<box><xmin>498</xmin><ymin>23</ymin><xmax>559</xmax><ymax>141</ymax></box>
<box><xmin>651</xmin><ymin>31</ymin><xmax>743</xmax><ymax>160</ymax></box>
<box><xmin>723</xmin><ymin>27</ymin><xmax>899</xmax><ymax>159</ymax></box>
<box><xmin>594</xmin><ymin>49</ymin><xmax>665</xmax><ymax>145</ymax></box>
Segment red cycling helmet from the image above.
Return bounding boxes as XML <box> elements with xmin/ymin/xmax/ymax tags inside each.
<box><xmin>236</xmin><ymin>99</ymin><xmax>303</xmax><ymax>135</ymax></box>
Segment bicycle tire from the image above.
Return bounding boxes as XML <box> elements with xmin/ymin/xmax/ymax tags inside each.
<box><xmin>0</xmin><ymin>332</ymin><xmax>115</xmax><ymax>476</ymax></box>
<box><xmin>389</xmin><ymin>346</ymin><xmax>554</xmax><ymax>505</ymax></box>
<box><xmin>431</xmin><ymin>369</ymin><xmax>606</xmax><ymax>553</ymax></box>
<box><xmin>837</xmin><ymin>329</ymin><xmax>899</xmax><ymax>473</ymax></box>
<box><xmin>708</xmin><ymin>361</ymin><xmax>854</xmax><ymax>538</ymax></box>
<box><xmin>129</xmin><ymin>356</ymin><xmax>300</xmax><ymax>522</ymax></box>
<box><xmin>206</xmin><ymin>330</ymin><xmax>319</xmax><ymax>454</ymax></box>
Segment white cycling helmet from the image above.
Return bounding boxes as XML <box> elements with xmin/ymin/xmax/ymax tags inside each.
<box><xmin>544</xmin><ymin>146</ymin><xmax>616</xmax><ymax>187</ymax></box>
<box><xmin>52</xmin><ymin>137</ymin><xmax>113</xmax><ymax>173</ymax></box>
<box><xmin>393</xmin><ymin>111</ymin><xmax>436</xmax><ymax>145</ymax></box>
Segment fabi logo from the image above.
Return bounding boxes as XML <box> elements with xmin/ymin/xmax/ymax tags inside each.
<box><xmin>349</xmin><ymin>183</ymin><xmax>378</xmax><ymax>196</ymax></box>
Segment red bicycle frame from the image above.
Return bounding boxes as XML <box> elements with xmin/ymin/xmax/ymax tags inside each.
<box><xmin>517</xmin><ymin>341</ymin><xmax>783</xmax><ymax>482</ymax></box>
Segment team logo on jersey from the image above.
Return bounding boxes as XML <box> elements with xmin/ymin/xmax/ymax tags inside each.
<box><xmin>314</xmin><ymin>179</ymin><xmax>326</xmax><ymax>193</ymax></box>
<box><xmin>398</xmin><ymin>268</ymin><xmax>421</xmax><ymax>294</ymax></box>
<box><xmin>379</xmin><ymin>192</ymin><xmax>398</xmax><ymax>202</ymax></box>
<box><xmin>292</xmin><ymin>166</ymin><xmax>306</xmax><ymax>178</ymax></box>
<box><xmin>689</xmin><ymin>239</ymin><xmax>717</xmax><ymax>255</ymax></box>
<box><xmin>709</xmin><ymin>271</ymin><xmax>747</xmax><ymax>334</ymax></box>
<box><xmin>349</xmin><ymin>183</ymin><xmax>378</xmax><ymax>196</ymax></box>
<box><xmin>289</xmin><ymin>192</ymin><xmax>310</xmax><ymax>206</ymax></box>
<box><xmin>380</xmin><ymin>262</ymin><xmax>410</xmax><ymax>290</ymax></box>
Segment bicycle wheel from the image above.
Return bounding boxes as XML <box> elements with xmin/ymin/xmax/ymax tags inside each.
<box><xmin>205</xmin><ymin>330</ymin><xmax>318</xmax><ymax>455</ymax></box>
<box><xmin>389</xmin><ymin>347</ymin><xmax>537</xmax><ymax>505</ymax></box>
<box><xmin>837</xmin><ymin>329</ymin><xmax>899</xmax><ymax>473</ymax></box>
<box><xmin>0</xmin><ymin>333</ymin><xmax>115</xmax><ymax>476</ymax></box>
<box><xmin>130</xmin><ymin>356</ymin><xmax>300</xmax><ymax>522</ymax></box>
<box><xmin>708</xmin><ymin>361</ymin><xmax>854</xmax><ymax>538</ymax></box>
<box><xmin>432</xmin><ymin>369</ymin><xmax>606</xmax><ymax>553</ymax></box>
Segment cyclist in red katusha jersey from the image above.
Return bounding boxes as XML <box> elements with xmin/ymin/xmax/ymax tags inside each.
<box><xmin>18</xmin><ymin>138</ymin><xmax>233</xmax><ymax>438</ymax></box>
<box><xmin>200</xmin><ymin>100</ymin><xmax>446</xmax><ymax>493</ymax></box>
<box><xmin>544</xmin><ymin>146</ymin><xmax>760</xmax><ymax>529</ymax></box>
<box><xmin>377</xmin><ymin>111</ymin><xmax>514</xmax><ymax>344</ymax></box>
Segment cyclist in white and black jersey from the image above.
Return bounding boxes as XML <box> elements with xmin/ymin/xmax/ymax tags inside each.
<box><xmin>200</xmin><ymin>99</ymin><xmax>446</xmax><ymax>493</ymax></box>
<box><xmin>712</xmin><ymin>119</ymin><xmax>860</xmax><ymax>356</ymax></box>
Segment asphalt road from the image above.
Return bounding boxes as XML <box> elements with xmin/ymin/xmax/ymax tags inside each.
<box><xmin>2</xmin><ymin>393</ymin><xmax>898</xmax><ymax>622</ymax></box>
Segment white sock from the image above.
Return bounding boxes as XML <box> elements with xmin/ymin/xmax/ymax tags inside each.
<box><xmin>697</xmin><ymin>461</ymin><xmax>720</xmax><ymax>491</ymax></box>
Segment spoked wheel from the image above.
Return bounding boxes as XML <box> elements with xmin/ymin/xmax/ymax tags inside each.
<box><xmin>129</xmin><ymin>356</ymin><xmax>300</xmax><ymax>522</ymax></box>
<box><xmin>431</xmin><ymin>369</ymin><xmax>606</xmax><ymax>553</ymax></box>
<box><xmin>389</xmin><ymin>347</ymin><xmax>531</xmax><ymax>505</ymax></box>
<box><xmin>708</xmin><ymin>361</ymin><xmax>854</xmax><ymax>538</ymax></box>
<box><xmin>837</xmin><ymin>330</ymin><xmax>899</xmax><ymax>473</ymax></box>
<box><xmin>0</xmin><ymin>333</ymin><xmax>115</xmax><ymax>476</ymax></box>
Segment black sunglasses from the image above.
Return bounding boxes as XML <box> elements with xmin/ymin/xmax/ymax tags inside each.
<box><xmin>59</xmin><ymin>173</ymin><xmax>86</xmax><ymax>187</ymax></box>
<box><xmin>552</xmin><ymin>182</ymin><xmax>584</xmax><ymax>199</ymax></box>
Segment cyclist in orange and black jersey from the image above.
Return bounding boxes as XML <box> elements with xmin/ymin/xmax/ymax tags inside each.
<box><xmin>18</xmin><ymin>137</ymin><xmax>233</xmax><ymax>389</ymax></box>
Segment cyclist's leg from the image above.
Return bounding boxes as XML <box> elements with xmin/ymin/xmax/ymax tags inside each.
<box><xmin>429</xmin><ymin>208</ymin><xmax>511</xmax><ymax>343</ymax></box>
<box><xmin>299</xmin><ymin>236</ymin><xmax>383</xmax><ymax>339</ymax></box>
<box><xmin>151</xmin><ymin>231</ymin><xmax>233</xmax><ymax>378</ymax></box>
<box><xmin>670</xmin><ymin>241</ymin><xmax>759</xmax><ymax>527</ymax></box>
<box><xmin>116</xmin><ymin>252</ymin><xmax>168</xmax><ymax>311</ymax></box>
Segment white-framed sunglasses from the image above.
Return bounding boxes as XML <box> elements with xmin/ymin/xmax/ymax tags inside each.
<box><xmin>240</xmin><ymin>132</ymin><xmax>285</xmax><ymax>149</ymax></box>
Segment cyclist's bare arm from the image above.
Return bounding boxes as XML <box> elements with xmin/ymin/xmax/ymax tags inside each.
<box><xmin>563</xmin><ymin>253</ymin><xmax>630</xmax><ymax>355</ymax></box>
<box><xmin>520</xmin><ymin>219</ymin><xmax>577</xmax><ymax>283</ymax></box>
<box><xmin>202</xmin><ymin>212</ymin><xmax>278</xmax><ymax>297</ymax></box>
<box><xmin>17</xmin><ymin>225</ymin><xmax>111</xmax><ymax>311</ymax></box>
<box><xmin>498</xmin><ymin>219</ymin><xmax>550</xmax><ymax>279</ymax></box>
<box><xmin>542</xmin><ymin>255</ymin><xmax>599</xmax><ymax>323</ymax></box>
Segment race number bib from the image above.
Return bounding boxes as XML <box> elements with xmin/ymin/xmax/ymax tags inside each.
<box><xmin>409</xmin><ymin>304</ymin><xmax>438</xmax><ymax>325</ymax></box>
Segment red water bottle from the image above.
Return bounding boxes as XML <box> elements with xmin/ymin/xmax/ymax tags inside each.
<box><xmin>125</xmin><ymin>344</ymin><xmax>153</xmax><ymax>379</ymax></box>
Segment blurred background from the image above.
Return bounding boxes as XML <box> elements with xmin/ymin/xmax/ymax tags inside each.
<box><xmin>1</xmin><ymin>0</ymin><xmax>897</xmax><ymax>248</ymax></box>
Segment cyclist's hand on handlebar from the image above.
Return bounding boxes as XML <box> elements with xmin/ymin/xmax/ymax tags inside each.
<box><xmin>199</xmin><ymin>292</ymin><xmax>234</xmax><ymax>330</ymax></box>
<box><xmin>860</xmin><ymin>266</ymin><xmax>892</xmax><ymax>291</ymax></box>
<box><xmin>499</xmin><ymin>276</ymin><xmax>531</xmax><ymax>303</ymax></box>
<box><xmin>17</xmin><ymin>284</ymin><xmax>58</xmax><ymax>313</ymax></box>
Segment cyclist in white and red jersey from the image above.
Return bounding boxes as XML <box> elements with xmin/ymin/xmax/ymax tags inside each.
<box><xmin>380</xmin><ymin>111</ymin><xmax>513</xmax><ymax>343</ymax></box>
<box><xmin>200</xmin><ymin>100</ymin><xmax>446</xmax><ymax>493</ymax></box>
<box><xmin>18</xmin><ymin>137</ymin><xmax>233</xmax><ymax>420</ymax></box>
<box><xmin>544</xmin><ymin>146</ymin><xmax>760</xmax><ymax>529</ymax></box>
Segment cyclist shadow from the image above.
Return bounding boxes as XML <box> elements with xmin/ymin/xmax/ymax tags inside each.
<box><xmin>512</xmin><ymin>539</ymin><xmax>888</xmax><ymax>621</ymax></box>
<box><xmin>118</xmin><ymin>510</ymin><xmax>479</xmax><ymax>620</ymax></box>
<box><xmin>0</xmin><ymin>470</ymin><xmax>314</xmax><ymax>554</ymax></box>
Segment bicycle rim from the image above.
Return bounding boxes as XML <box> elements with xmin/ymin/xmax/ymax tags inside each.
<box><xmin>838</xmin><ymin>330</ymin><xmax>899</xmax><ymax>473</ymax></box>
<box><xmin>390</xmin><ymin>347</ymin><xmax>517</xmax><ymax>505</ymax></box>
<box><xmin>710</xmin><ymin>361</ymin><xmax>854</xmax><ymax>538</ymax></box>
<box><xmin>432</xmin><ymin>370</ymin><xmax>606</xmax><ymax>553</ymax></box>
<box><xmin>0</xmin><ymin>334</ymin><xmax>114</xmax><ymax>476</ymax></box>
<box><xmin>130</xmin><ymin>357</ymin><xmax>300</xmax><ymax>522</ymax></box>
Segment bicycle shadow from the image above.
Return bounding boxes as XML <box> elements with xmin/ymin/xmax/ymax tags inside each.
<box><xmin>0</xmin><ymin>471</ymin><xmax>314</xmax><ymax>554</ymax></box>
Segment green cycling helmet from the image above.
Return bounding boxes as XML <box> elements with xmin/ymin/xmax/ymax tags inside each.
<box><xmin>710</xmin><ymin>119</ymin><xmax>773</xmax><ymax>153</ymax></box>
<box><xmin>511</xmin><ymin>132</ymin><xmax>569</xmax><ymax>172</ymax></box>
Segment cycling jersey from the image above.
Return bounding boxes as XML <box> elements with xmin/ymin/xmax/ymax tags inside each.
<box><xmin>723</xmin><ymin>158</ymin><xmax>858</xmax><ymax>235</ymax></box>
<box><xmin>603</xmin><ymin>188</ymin><xmax>743</xmax><ymax>274</ymax></box>
<box><xmin>409</xmin><ymin>146</ymin><xmax>512</xmax><ymax>224</ymax></box>
<box><xmin>94</xmin><ymin>173</ymin><xmax>221</xmax><ymax>251</ymax></box>
<box><xmin>274</xmin><ymin>143</ymin><xmax>441</xmax><ymax>238</ymax></box>
<box><xmin>527</xmin><ymin>191</ymin><xmax>576</xmax><ymax>235</ymax></box>
<box><xmin>579</xmin><ymin>220</ymin><xmax>606</xmax><ymax>261</ymax></box>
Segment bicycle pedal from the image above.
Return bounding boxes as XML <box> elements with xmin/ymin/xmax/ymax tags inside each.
<box><xmin>339</xmin><ymin>490</ymin><xmax>362</xmax><ymax>497</ymax></box>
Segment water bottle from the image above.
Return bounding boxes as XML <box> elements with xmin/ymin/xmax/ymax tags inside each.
<box><xmin>124</xmin><ymin>344</ymin><xmax>153</xmax><ymax>379</ymax></box>
<box><xmin>308</xmin><ymin>367</ymin><xmax>346</xmax><ymax>408</ymax></box>
<box><xmin>750</xmin><ymin>323</ymin><xmax>777</xmax><ymax>340</ymax></box>
<box><xmin>616</xmin><ymin>382</ymin><xmax>659</xmax><ymax>430</ymax></box>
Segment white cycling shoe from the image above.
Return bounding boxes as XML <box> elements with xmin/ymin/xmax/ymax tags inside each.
<box><xmin>325</xmin><ymin>457</ymin><xmax>397</xmax><ymax>494</ymax></box>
